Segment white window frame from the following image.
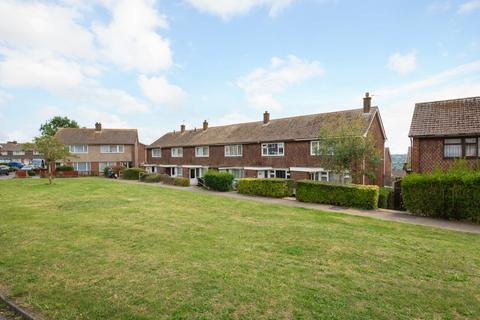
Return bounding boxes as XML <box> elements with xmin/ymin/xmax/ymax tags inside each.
<box><xmin>99</xmin><ymin>162</ymin><xmax>116</xmax><ymax>172</ymax></box>
<box><xmin>73</xmin><ymin>162</ymin><xmax>91</xmax><ymax>172</ymax></box>
<box><xmin>310</xmin><ymin>141</ymin><xmax>320</xmax><ymax>156</ymax></box>
<box><xmin>33</xmin><ymin>150</ymin><xmax>40</xmax><ymax>155</ymax></box>
<box><xmin>195</xmin><ymin>146</ymin><xmax>209</xmax><ymax>157</ymax></box>
<box><xmin>261</xmin><ymin>142</ymin><xmax>285</xmax><ymax>157</ymax></box>
<box><xmin>171</xmin><ymin>147</ymin><xmax>183</xmax><ymax>158</ymax></box>
<box><xmin>100</xmin><ymin>145</ymin><xmax>124</xmax><ymax>153</ymax></box>
<box><xmin>69</xmin><ymin>145</ymin><xmax>88</xmax><ymax>154</ymax></box>
<box><xmin>152</xmin><ymin>148</ymin><xmax>162</xmax><ymax>158</ymax></box>
<box><xmin>172</xmin><ymin>167</ymin><xmax>183</xmax><ymax>177</ymax></box>
<box><xmin>12</xmin><ymin>151</ymin><xmax>25</xmax><ymax>156</ymax></box>
<box><xmin>224</xmin><ymin>144</ymin><xmax>242</xmax><ymax>157</ymax></box>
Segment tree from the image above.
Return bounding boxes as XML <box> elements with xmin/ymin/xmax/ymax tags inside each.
<box><xmin>40</xmin><ymin>116</ymin><xmax>79</xmax><ymax>136</ymax></box>
<box><xmin>315</xmin><ymin>116</ymin><xmax>381</xmax><ymax>184</ymax></box>
<box><xmin>24</xmin><ymin>136</ymin><xmax>72</xmax><ymax>184</ymax></box>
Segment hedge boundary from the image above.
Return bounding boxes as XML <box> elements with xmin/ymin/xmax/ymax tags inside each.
<box><xmin>203</xmin><ymin>170</ymin><xmax>234</xmax><ymax>191</ymax></box>
<box><xmin>237</xmin><ymin>178</ymin><xmax>290</xmax><ymax>198</ymax></box>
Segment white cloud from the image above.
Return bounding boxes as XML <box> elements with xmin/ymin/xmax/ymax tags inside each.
<box><xmin>237</xmin><ymin>55</ymin><xmax>324</xmax><ymax>110</ymax></box>
<box><xmin>138</xmin><ymin>75</ymin><xmax>187</xmax><ymax>108</ymax></box>
<box><xmin>93</xmin><ymin>0</ymin><xmax>172</xmax><ymax>73</ymax></box>
<box><xmin>186</xmin><ymin>0</ymin><xmax>297</xmax><ymax>19</ymax></box>
<box><xmin>212</xmin><ymin>112</ymin><xmax>257</xmax><ymax>126</ymax></box>
<box><xmin>458</xmin><ymin>0</ymin><xmax>480</xmax><ymax>14</ymax></box>
<box><xmin>73</xmin><ymin>108</ymin><xmax>131</xmax><ymax>129</ymax></box>
<box><xmin>36</xmin><ymin>106</ymin><xmax>66</xmax><ymax>120</ymax></box>
<box><xmin>387</xmin><ymin>51</ymin><xmax>417</xmax><ymax>75</ymax></box>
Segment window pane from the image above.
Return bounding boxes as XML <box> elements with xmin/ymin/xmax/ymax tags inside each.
<box><xmin>275</xmin><ymin>170</ymin><xmax>286</xmax><ymax>178</ymax></box>
<box><xmin>444</xmin><ymin>144</ymin><xmax>462</xmax><ymax>157</ymax></box>
<box><xmin>466</xmin><ymin>144</ymin><xmax>477</xmax><ymax>157</ymax></box>
<box><xmin>445</xmin><ymin>138</ymin><xmax>461</xmax><ymax>144</ymax></box>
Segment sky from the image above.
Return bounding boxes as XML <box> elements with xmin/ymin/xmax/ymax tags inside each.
<box><xmin>0</xmin><ymin>0</ymin><xmax>479</xmax><ymax>153</ymax></box>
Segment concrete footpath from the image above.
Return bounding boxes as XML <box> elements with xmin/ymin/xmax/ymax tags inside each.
<box><xmin>117</xmin><ymin>179</ymin><xmax>480</xmax><ymax>234</ymax></box>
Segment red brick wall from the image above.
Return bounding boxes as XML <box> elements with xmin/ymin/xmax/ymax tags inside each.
<box><xmin>365</xmin><ymin>113</ymin><xmax>385</xmax><ymax>186</ymax></box>
<box><xmin>411</xmin><ymin>137</ymin><xmax>480</xmax><ymax>173</ymax></box>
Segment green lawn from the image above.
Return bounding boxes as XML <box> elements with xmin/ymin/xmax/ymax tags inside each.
<box><xmin>0</xmin><ymin>178</ymin><xmax>479</xmax><ymax>319</ymax></box>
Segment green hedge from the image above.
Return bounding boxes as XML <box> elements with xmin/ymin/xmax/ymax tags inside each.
<box><xmin>237</xmin><ymin>178</ymin><xmax>289</xmax><ymax>198</ymax></box>
<box><xmin>55</xmin><ymin>165</ymin><xmax>74</xmax><ymax>172</ymax></box>
<box><xmin>402</xmin><ymin>172</ymin><xmax>480</xmax><ymax>222</ymax></box>
<box><xmin>122</xmin><ymin>167</ymin><xmax>146</xmax><ymax>180</ymax></box>
<box><xmin>378</xmin><ymin>187</ymin><xmax>394</xmax><ymax>209</ymax></box>
<box><xmin>174</xmin><ymin>177</ymin><xmax>190</xmax><ymax>187</ymax></box>
<box><xmin>140</xmin><ymin>173</ymin><xmax>162</xmax><ymax>183</ymax></box>
<box><xmin>296</xmin><ymin>181</ymin><xmax>379</xmax><ymax>210</ymax></box>
<box><xmin>203</xmin><ymin>170</ymin><xmax>234</xmax><ymax>191</ymax></box>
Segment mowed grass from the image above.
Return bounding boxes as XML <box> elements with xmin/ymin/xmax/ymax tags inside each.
<box><xmin>0</xmin><ymin>178</ymin><xmax>479</xmax><ymax>320</ymax></box>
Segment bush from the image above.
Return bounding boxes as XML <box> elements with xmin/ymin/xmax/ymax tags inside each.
<box><xmin>155</xmin><ymin>174</ymin><xmax>190</xmax><ymax>187</ymax></box>
<box><xmin>378</xmin><ymin>187</ymin><xmax>394</xmax><ymax>209</ymax></box>
<box><xmin>140</xmin><ymin>173</ymin><xmax>162</xmax><ymax>183</ymax></box>
<box><xmin>237</xmin><ymin>178</ymin><xmax>290</xmax><ymax>198</ymax></box>
<box><xmin>402</xmin><ymin>172</ymin><xmax>480</xmax><ymax>222</ymax></box>
<box><xmin>55</xmin><ymin>165</ymin><xmax>74</xmax><ymax>172</ymax></box>
<box><xmin>8</xmin><ymin>167</ymin><xmax>18</xmax><ymax>172</ymax></box>
<box><xmin>203</xmin><ymin>170</ymin><xmax>234</xmax><ymax>191</ymax></box>
<box><xmin>174</xmin><ymin>177</ymin><xmax>190</xmax><ymax>187</ymax></box>
<box><xmin>122</xmin><ymin>167</ymin><xmax>146</xmax><ymax>180</ymax></box>
<box><xmin>27</xmin><ymin>170</ymin><xmax>36</xmax><ymax>176</ymax></box>
<box><xmin>296</xmin><ymin>181</ymin><xmax>379</xmax><ymax>210</ymax></box>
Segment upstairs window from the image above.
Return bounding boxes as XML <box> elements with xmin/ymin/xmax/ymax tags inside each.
<box><xmin>152</xmin><ymin>149</ymin><xmax>162</xmax><ymax>158</ymax></box>
<box><xmin>195</xmin><ymin>146</ymin><xmax>209</xmax><ymax>157</ymax></box>
<box><xmin>225</xmin><ymin>144</ymin><xmax>242</xmax><ymax>157</ymax></box>
<box><xmin>443</xmin><ymin>138</ymin><xmax>479</xmax><ymax>158</ymax></box>
<box><xmin>310</xmin><ymin>140</ymin><xmax>334</xmax><ymax>155</ymax></box>
<box><xmin>100</xmin><ymin>145</ymin><xmax>124</xmax><ymax>153</ymax></box>
<box><xmin>261</xmin><ymin>142</ymin><xmax>284</xmax><ymax>156</ymax></box>
<box><xmin>12</xmin><ymin>151</ymin><xmax>25</xmax><ymax>155</ymax></box>
<box><xmin>171</xmin><ymin>147</ymin><xmax>183</xmax><ymax>157</ymax></box>
<box><xmin>69</xmin><ymin>145</ymin><xmax>88</xmax><ymax>153</ymax></box>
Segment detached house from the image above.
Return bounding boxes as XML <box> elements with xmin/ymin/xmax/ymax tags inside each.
<box><xmin>409</xmin><ymin>96</ymin><xmax>480</xmax><ymax>173</ymax></box>
<box><xmin>55</xmin><ymin>123</ymin><xmax>145</xmax><ymax>175</ymax></box>
<box><xmin>0</xmin><ymin>141</ymin><xmax>42</xmax><ymax>164</ymax></box>
<box><xmin>146</xmin><ymin>93</ymin><xmax>388</xmax><ymax>186</ymax></box>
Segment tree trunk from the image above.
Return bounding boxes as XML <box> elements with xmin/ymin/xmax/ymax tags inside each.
<box><xmin>48</xmin><ymin>161</ymin><xmax>53</xmax><ymax>185</ymax></box>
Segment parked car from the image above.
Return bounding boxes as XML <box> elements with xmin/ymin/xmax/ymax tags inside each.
<box><xmin>31</xmin><ymin>159</ymin><xmax>45</xmax><ymax>169</ymax></box>
<box><xmin>8</xmin><ymin>161</ymin><xmax>23</xmax><ymax>169</ymax></box>
<box><xmin>0</xmin><ymin>165</ymin><xmax>9</xmax><ymax>175</ymax></box>
<box><xmin>20</xmin><ymin>165</ymin><xmax>35</xmax><ymax>171</ymax></box>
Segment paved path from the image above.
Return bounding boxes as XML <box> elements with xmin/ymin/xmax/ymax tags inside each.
<box><xmin>117</xmin><ymin>179</ymin><xmax>480</xmax><ymax>234</ymax></box>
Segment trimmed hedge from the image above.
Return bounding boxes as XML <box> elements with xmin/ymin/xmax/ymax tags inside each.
<box><xmin>203</xmin><ymin>170</ymin><xmax>234</xmax><ymax>191</ymax></box>
<box><xmin>55</xmin><ymin>165</ymin><xmax>74</xmax><ymax>172</ymax></box>
<box><xmin>296</xmin><ymin>181</ymin><xmax>380</xmax><ymax>210</ymax></box>
<box><xmin>122</xmin><ymin>167</ymin><xmax>146</xmax><ymax>180</ymax></box>
<box><xmin>174</xmin><ymin>177</ymin><xmax>190</xmax><ymax>187</ymax></box>
<box><xmin>378</xmin><ymin>187</ymin><xmax>394</xmax><ymax>209</ymax></box>
<box><xmin>140</xmin><ymin>173</ymin><xmax>162</xmax><ymax>183</ymax></box>
<box><xmin>237</xmin><ymin>178</ymin><xmax>289</xmax><ymax>198</ymax></box>
<box><xmin>402</xmin><ymin>172</ymin><xmax>480</xmax><ymax>222</ymax></box>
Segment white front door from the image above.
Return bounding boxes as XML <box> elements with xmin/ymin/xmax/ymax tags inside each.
<box><xmin>190</xmin><ymin>168</ymin><xmax>198</xmax><ymax>185</ymax></box>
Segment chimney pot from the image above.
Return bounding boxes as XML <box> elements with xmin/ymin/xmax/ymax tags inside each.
<box><xmin>180</xmin><ymin>124</ymin><xmax>186</xmax><ymax>133</ymax></box>
<box><xmin>363</xmin><ymin>92</ymin><xmax>371</xmax><ymax>113</ymax></box>
<box><xmin>263</xmin><ymin>111</ymin><xmax>270</xmax><ymax>124</ymax></box>
<box><xmin>203</xmin><ymin>120</ymin><xmax>208</xmax><ymax>130</ymax></box>
<box><xmin>95</xmin><ymin>122</ymin><xmax>102</xmax><ymax>131</ymax></box>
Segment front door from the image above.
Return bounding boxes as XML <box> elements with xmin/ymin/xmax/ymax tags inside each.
<box><xmin>190</xmin><ymin>168</ymin><xmax>198</xmax><ymax>185</ymax></box>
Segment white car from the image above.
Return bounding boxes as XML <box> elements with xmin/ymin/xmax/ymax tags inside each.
<box><xmin>20</xmin><ymin>165</ymin><xmax>35</xmax><ymax>171</ymax></box>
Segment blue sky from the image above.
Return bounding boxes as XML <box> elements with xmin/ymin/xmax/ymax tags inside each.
<box><xmin>0</xmin><ymin>0</ymin><xmax>479</xmax><ymax>153</ymax></box>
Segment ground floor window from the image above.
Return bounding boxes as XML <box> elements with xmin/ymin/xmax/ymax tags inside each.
<box><xmin>99</xmin><ymin>162</ymin><xmax>116</xmax><ymax>172</ymax></box>
<box><xmin>73</xmin><ymin>162</ymin><xmax>90</xmax><ymax>172</ymax></box>
<box><xmin>220</xmin><ymin>168</ymin><xmax>244</xmax><ymax>179</ymax></box>
<box><xmin>310</xmin><ymin>171</ymin><xmax>330</xmax><ymax>182</ymax></box>
<box><xmin>257</xmin><ymin>169</ymin><xmax>290</xmax><ymax>179</ymax></box>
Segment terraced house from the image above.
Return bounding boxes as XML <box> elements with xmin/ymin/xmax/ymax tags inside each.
<box><xmin>146</xmin><ymin>94</ymin><xmax>389</xmax><ymax>186</ymax></box>
<box><xmin>55</xmin><ymin>123</ymin><xmax>145</xmax><ymax>175</ymax></box>
<box><xmin>409</xmin><ymin>96</ymin><xmax>480</xmax><ymax>173</ymax></box>
<box><xmin>0</xmin><ymin>141</ymin><xmax>42</xmax><ymax>164</ymax></box>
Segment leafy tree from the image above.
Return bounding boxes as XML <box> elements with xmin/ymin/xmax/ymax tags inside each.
<box><xmin>24</xmin><ymin>136</ymin><xmax>72</xmax><ymax>184</ymax></box>
<box><xmin>40</xmin><ymin>116</ymin><xmax>79</xmax><ymax>136</ymax></box>
<box><xmin>315</xmin><ymin>116</ymin><xmax>381</xmax><ymax>184</ymax></box>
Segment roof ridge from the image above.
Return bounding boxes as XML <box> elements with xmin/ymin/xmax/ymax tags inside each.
<box><xmin>416</xmin><ymin>96</ymin><xmax>480</xmax><ymax>106</ymax></box>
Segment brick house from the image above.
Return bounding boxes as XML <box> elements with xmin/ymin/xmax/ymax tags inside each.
<box><xmin>409</xmin><ymin>96</ymin><xmax>480</xmax><ymax>173</ymax></box>
<box><xmin>55</xmin><ymin>123</ymin><xmax>145</xmax><ymax>175</ymax></box>
<box><xmin>146</xmin><ymin>93</ymin><xmax>388</xmax><ymax>186</ymax></box>
<box><xmin>0</xmin><ymin>141</ymin><xmax>43</xmax><ymax>164</ymax></box>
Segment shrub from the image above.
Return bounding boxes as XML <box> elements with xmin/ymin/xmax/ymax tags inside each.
<box><xmin>296</xmin><ymin>181</ymin><xmax>379</xmax><ymax>210</ymax></box>
<box><xmin>8</xmin><ymin>167</ymin><xmax>18</xmax><ymax>172</ymax></box>
<box><xmin>55</xmin><ymin>165</ymin><xmax>74</xmax><ymax>172</ymax></box>
<box><xmin>174</xmin><ymin>177</ymin><xmax>190</xmax><ymax>187</ymax></box>
<box><xmin>203</xmin><ymin>170</ymin><xmax>234</xmax><ymax>191</ymax></box>
<box><xmin>27</xmin><ymin>170</ymin><xmax>36</xmax><ymax>177</ymax></box>
<box><xmin>402</xmin><ymin>172</ymin><xmax>480</xmax><ymax>222</ymax></box>
<box><xmin>378</xmin><ymin>187</ymin><xmax>394</xmax><ymax>209</ymax></box>
<box><xmin>141</xmin><ymin>173</ymin><xmax>162</xmax><ymax>183</ymax></box>
<box><xmin>237</xmin><ymin>178</ymin><xmax>289</xmax><ymax>198</ymax></box>
<box><xmin>122</xmin><ymin>167</ymin><xmax>146</xmax><ymax>180</ymax></box>
<box><xmin>104</xmin><ymin>165</ymin><xmax>123</xmax><ymax>177</ymax></box>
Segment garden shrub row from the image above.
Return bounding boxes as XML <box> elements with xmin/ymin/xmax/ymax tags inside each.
<box><xmin>140</xmin><ymin>173</ymin><xmax>190</xmax><ymax>187</ymax></box>
<box><xmin>55</xmin><ymin>165</ymin><xmax>74</xmax><ymax>172</ymax></box>
<box><xmin>203</xmin><ymin>170</ymin><xmax>234</xmax><ymax>191</ymax></box>
<box><xmin>296</xmin><ymin>180</ymin><xmax>380</xmax><ymax>210</ymax></box>
<box><xmin>237</xmin><ymin>178</ymin><xmax>290</xmax><ymax>198</ymax></box>
<box><xmin>122</xmin><ymin>167</ymin><xmax>146</xmax><ymax>180</ymax></box>
<box><xmin>401</xmin><ymin>172</ymin><xmax>480</xmax><ymax>222</ymax></box>
<box><xmin>378</xmin><ymin>187</ymin><xmax>394</xmax><ymax>209</ymax></box>
<box><xmin>140</xmin><ymin>173</ymin><xmax>162</xmax><ymax>183</ymax></box>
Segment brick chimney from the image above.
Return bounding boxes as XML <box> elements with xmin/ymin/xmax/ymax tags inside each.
<box><xmin>263</xmin><ymin>111</ymin><xmax>270</xmax><ymax>124</ymax></box>
<box><xmin>363</xmin><ymin>92</ymin><xmax>371</xmax><ymax>113</ymax></box>
<box><xmin>95</xmin><ymin>122</ymin><xmax>102</xmax><ymax>131</ymax></box>
<box><xmin>180</xmin><ymin>124</ymin><xmax>186</xmax><ymax>133</ymax></box>
<box><xmin>203</xmin><ymin>120</ymin><xmax>208</xmax><ymax>130</ymax></box>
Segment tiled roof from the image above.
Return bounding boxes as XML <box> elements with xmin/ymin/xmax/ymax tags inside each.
<box><xmin>149</xmin><ymin>107</ymin><xmax>379</xmax><ymax>148</ymax></box>
<box><xmin>0</xmin><ymin>142</ymin><xmax>27</xmax><ymax>151</ymax></box>
<box><xmin>409</xmin><ymin>96</ymin><xmax>480</xmax><ymax>137</ymax></box>
<box><xmin>55</xmin><ymin>128</ymin><xmax>138</xmax><ymax>145</ymax></box>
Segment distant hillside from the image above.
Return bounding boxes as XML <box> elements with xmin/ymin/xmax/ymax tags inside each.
<box><xmin>391</xmin><ymin>154</ymin><xmax>407</xmax><ymax>170</ymax></box>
